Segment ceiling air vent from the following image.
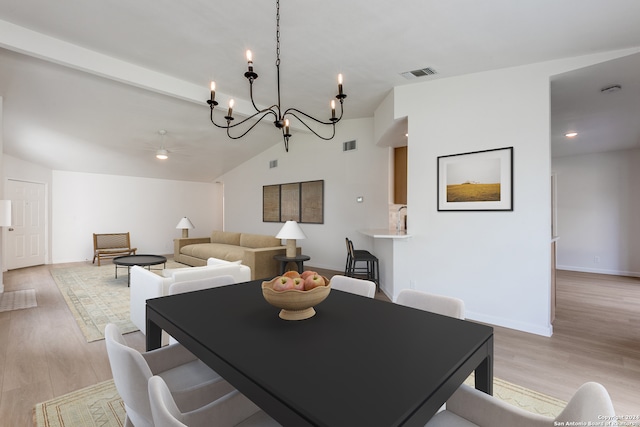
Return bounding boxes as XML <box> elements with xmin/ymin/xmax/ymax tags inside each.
<box><xmin>400</xmin><ymin>67</ymin><xmax>438</xmax><ymax>80</ymax></box>
<box><xmin>343</xmin><ymin>140</ymin><xmax>357</xmax><ymax>152</ymax></box>
<box><xmin>269</xmin><ymin>159</ymin><xmax>278</xmax><ymax>169</ymax></box>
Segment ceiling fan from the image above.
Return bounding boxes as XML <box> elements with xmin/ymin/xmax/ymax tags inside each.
<box><xmin>140</xmin><ymin>130</ymin><xmax>190</xmax><ymax>160</ymax></box>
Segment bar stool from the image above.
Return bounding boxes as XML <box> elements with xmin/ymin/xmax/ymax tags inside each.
<box><xmin>344</xmin><ymin>238</ymin><xmax>380</xmax><ymax>291</ymax></box>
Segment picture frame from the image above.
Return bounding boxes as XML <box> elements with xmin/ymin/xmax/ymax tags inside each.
<box><xmin>262</xmin><ymin>180</ymin><xmax>324</xmax><ymax>223</ymax></box>
<box><xmin>262</xmin><ymin>185</ymin><xmax>281</xmax><ymax>222</ymax></box>
<box><xmin>437</xmin><ymin>147</ymin><xmax>513</xmax><ymax>211</ymax></box>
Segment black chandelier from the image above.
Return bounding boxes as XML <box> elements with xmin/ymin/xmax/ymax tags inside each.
<box><xmin>207</xmin><ymin>0</ymin><xmax>346</xmax><ymax>152</ymax></box>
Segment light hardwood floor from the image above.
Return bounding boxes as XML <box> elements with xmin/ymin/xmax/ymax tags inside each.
<box><xmin>493</xmin><ymin>270</ymin><xmax>639</xmax><ymax>416</ymax></box>
<box><xmin>0</xmin><ymin>265</ymin><xmax>637</xmax><ymax>426</ymax></box>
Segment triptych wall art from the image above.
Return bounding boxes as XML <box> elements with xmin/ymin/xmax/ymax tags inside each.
<box><xmin>263</xmin><ymin>180</ymin><xmax>324</xmax><ymax>223</ymax></box>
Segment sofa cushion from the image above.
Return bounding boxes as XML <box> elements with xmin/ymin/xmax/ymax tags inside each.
<box><xmin>210</xmin><ymin>231</ymin><xmax>241</xmax><ymax>245</ymax></box>
<box><xmin>239</xmin><ymin>233</ymin><xmax>282</xmax><ymax>249</ymax></box>
<box><xmin>181</xmin><ymin>243</ymin><xmax>245</xmax><ymax>262</ymax></box>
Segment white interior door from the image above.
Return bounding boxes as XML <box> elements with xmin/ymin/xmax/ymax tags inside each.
<box><xmin>5</xmin><ymin>180</ymin><xmax>46</xmax><ymax>269</ymax></box>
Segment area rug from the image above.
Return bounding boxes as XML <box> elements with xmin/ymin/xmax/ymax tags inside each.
<box><xmin>0</xmin><ymin>288</ymin><xmax>37</xmax><ymax>312</ymax></box>
<box><xmin>34</xmin><ymin>377</ymin><xmax>567</xmax><ymax>427</ymax></box>
<box><xmin>464</xmin><ymin>375</ymin><xmax>566</xmax><ymax>417</ymax></box>
<box><xmin>50</xmin><ymin>261</ymin><xmax>187</xmax><ymax>342</ymax></box>
<box><xmin>34</xmin><ymin>380</ymin><xmax>126</xmax><ymax>427</ymax></box>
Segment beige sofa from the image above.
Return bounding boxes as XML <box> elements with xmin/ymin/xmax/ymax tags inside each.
<box><xmin>174</xmin><ymin>230</ymin><xmax>296</xmax><ymax>280</ymax></box>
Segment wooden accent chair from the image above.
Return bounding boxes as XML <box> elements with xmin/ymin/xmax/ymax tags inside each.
<box><xmin>92</xmin><ymin>232</ymin><xmax>137</xmax><ymax>266</ymax></box>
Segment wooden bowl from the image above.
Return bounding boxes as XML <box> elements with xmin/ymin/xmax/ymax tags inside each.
<box><xmin>261</xmin><ymin>276</ymin><xmax>331</xmax><ymax>320</ymax></box>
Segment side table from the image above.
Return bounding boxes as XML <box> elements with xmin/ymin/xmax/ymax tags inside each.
<box><xmin>274</xmin><ymin>254</ymin><xmax>311</xmax><ymax>275</ymax></box>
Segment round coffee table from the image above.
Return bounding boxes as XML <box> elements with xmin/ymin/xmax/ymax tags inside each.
<box><xmin>113</xmin><ymin>254</ymin><xmax>167</xmax><ymax>286</ymax></box>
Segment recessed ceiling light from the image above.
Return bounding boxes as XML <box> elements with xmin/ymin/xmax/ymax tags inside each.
<box><xmin>565</xmin><ymin>132</ymin><xmax>578</xmax><ymax>138</ymax></box>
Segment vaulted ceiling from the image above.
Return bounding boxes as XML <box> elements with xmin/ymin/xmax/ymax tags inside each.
<box><xmin>1</xmin><ymin>0</ymin><xmax>639</xmax><ymax>181</ymax></box>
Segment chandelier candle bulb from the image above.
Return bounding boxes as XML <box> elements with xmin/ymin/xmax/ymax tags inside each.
<box><xmin>210</xmin><ymin>81</ymin><xmax>216</xmax><ymax>102</ymax></box>
<box><xmin>284</xmin><ymin>119</ymin><xmax>290</xmax><ymax>136</ymax></box>
<box><xmin>338</xmin><ymin>74</ymin><xmax>343</xmax><ymax>96</ymax></box>
<box><xmin>331</xmin><ymin>100</ymin><xmax>336</xmax><ymax>119</ymax></box>
<box><xmin>228</xmin><ymin>99</ymin><xmax>234</xmax><ymax>116</ymax></box>
<box><xmin>246</xmin><ymin>50</ymin><xmax>253</xmax><ymax>71</ymax></box>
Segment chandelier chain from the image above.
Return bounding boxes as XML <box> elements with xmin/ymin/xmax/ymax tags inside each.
<box><xmin>275</xmin><ymin>0</ymin><xmax>281</xmax><ymax>67</ymax></box>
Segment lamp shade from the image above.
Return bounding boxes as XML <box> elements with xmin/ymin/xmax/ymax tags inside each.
<box><xmin>276</xmin><ymin>221</ymin><xmax>306</xmax><ymax>240</ymax></box>
<box><xmin>0</xmin><ymin>200</ymin><xmax>11</xmax><ymax>227</ymax></box>
<box><xmin>176</xmin><ymin>217</ymin><xmax>195</xmax><ymax>230</ymax></box>
<box><xmin>176</xmin><ymin>217</ymin><xmax>195</xmax><ymax>238</ymax></box>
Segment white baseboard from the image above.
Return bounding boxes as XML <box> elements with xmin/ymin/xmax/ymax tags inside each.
<box><xmin>557</xmin><ymin>265</ymin><xmax>640</xmax><ymax>278</ymax></box>
<box><xmin>466</xmin><ymin>311</ymin><xmax>553</xmax><ymax>337</ymax></box>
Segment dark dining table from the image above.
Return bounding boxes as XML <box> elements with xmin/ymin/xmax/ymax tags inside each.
<box><xmin>146</xmin><ymin>280</ymin><xmax>493</xmax><ymax>427</ymax></box>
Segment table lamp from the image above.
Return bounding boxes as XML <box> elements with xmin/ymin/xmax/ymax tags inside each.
<box><xmin>176</xmin><ymin>217</ymin><xmax>195</xmax><ymax>238</ymax></box>
<box><xmin>276</xmin><ymin>220</ymin><xmax>306</xmax><ymax>257</ymax></box>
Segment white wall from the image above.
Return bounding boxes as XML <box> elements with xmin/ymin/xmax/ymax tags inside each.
<box><xmin>553</xmin><ymin>148</ymin><xmax>640</xmax><ymax>276</ymax></box>
<box><xmin>392</xmin><ymin>65</ymin><xmax>553</xmax><ymax>336</ymax></box>
<box><xmin>217</xmin><ymin>117</ymin><xmax>390</xmax><ymax>270</ymax></box>
<box><xmin>385</xmin><ymin>50</ymin><xmax>640</xmax><ymax>337</ymax></box>
<box><xmin>216</xmin><ymin>49</ymin><xmax>639</xmax><ymax>337</ymax></box>
<box><xmin>51</xmin><ymin>171</ymin><xmax>221</xmax><ymax>263</ymax></box>
<box><xmin>0</xmin><ymin>97</ymin><xmax>4</xmax><ymax>291</ymax></box>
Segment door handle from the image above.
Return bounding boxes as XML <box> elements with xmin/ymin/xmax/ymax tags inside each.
<box><xmin>8</xmin><ymin>228</ymin><xmax>14</xmax><ymax>231</ymax></box>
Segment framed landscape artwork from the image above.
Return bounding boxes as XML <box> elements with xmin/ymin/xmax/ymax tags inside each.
<box><xmin>437</xmin><ymin>147</ymin><xmax>513</xmax><ymax>211</ymax></box>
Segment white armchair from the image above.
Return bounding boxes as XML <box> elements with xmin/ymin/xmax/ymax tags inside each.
<box><xmin>167</xmin><ymin>275</ymin><xmax>236</xmax><ymax>345</ymax></box>
<box><xmin>130</xmin><ymin>258</ymin><xmax>251</xmax><ymax>334</ymax></box>
<box><xmin>424</xmin><ymin>382</ymin><xmax>616</xmax><ymax>427</ymax></box>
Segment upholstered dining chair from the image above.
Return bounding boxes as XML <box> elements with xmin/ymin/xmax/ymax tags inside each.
<box><xmin>167</xmin><ymin>275</ymin><xmax>236</xmax><ymax>345</ymax></box>
<box><xmin>105</xmin><ymin>323</ymin><xmax>234</xmax><ymax>427</ymax></box>
<box><xmin>330</xmin><ymin>275</ymin><xmax>376</xmax><ymax>298</ymax></box>
<box><xmin>148</xmin><ymin>376</ymin><xmax>282</xmax><ymax>427</ymax></box>
<box><xmin>424</xmin><ymin>382</ymin><xmax>615</xmax><ymax>427</ymax></box>
<box><xmin>396</xmin><ymin>289</ymin><xmax>465</xmax><ymax>320</ymax></box>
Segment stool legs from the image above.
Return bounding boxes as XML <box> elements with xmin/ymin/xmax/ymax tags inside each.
<box><xmin>345</xmin><ymin>238</ymin><xmax>380</xmax><ymax>292</ymax></box>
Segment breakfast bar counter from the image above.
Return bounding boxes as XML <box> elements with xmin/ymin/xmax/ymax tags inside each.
<box><xmin>359</xmin><ymin>229</ymin><xmax>412</xmax><ymax>300</ymax></box>
<box><xmin>359</xmin><ymin>228</ymin><xmax>412</xmax><ymax>239</ymax></box>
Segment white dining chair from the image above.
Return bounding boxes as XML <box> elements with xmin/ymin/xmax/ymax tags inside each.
<box><xmin>148</xmin><ymin>375</ymin><xmax>282</xmax><ymax>427</ymax></box>
<box><xmin>424</xmin><ymin>382</ymin><xmax>615</xmax><ymax>427</ymax></box>
<box><xmin>105</xmin><ymin>323</ymin><xmax>234</xmax><ymax>427</ymax></box>
<box><xmin>396</xmin><ymin>289</ymin><xmax>465</xmax><ymax>319</ymax></box>
<box><xmin>329</xmin><ymin>275</ymin><xmax>376</xmax><ymax>298</ymax></box>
